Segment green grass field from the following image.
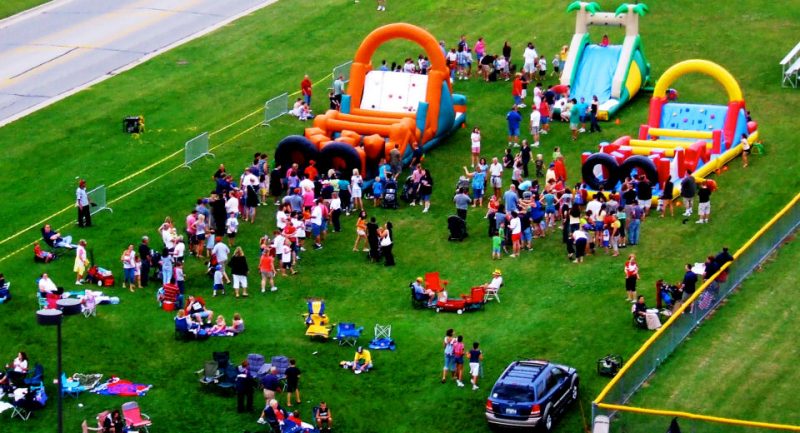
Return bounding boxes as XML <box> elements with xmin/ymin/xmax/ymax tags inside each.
<box><xmin>626</xmin><ymin>234</ymin><xmax>800</xmax><ymax>431</ymax></box>
<box><xmin>1</xmin><ymin>1</ymin><xmax>799</xmax><ymax>432</ymax></box>
<box><xmin>0</xmin><ymin>0</ymin><xmax>49</xmax><ymax>20</ymax></box>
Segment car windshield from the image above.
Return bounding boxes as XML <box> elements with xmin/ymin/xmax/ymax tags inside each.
<box><xmin>494</xmin><ymin>385</ymin><xmax>534</xmax><ymax>402</ymax></box>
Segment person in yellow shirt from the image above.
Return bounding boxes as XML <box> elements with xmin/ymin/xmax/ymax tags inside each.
<box><xmin>352</xmin><ymin>346</ymin><xmax>372</xmax><ymax>374</ymax></box>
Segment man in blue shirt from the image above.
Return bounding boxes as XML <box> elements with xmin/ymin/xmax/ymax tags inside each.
<box><xmin>503</xmin><ymin>185</ymin><xmax>519</xmax><ymax>213</ymax></box>
<box><xmin>261</xmin><ymin>367</ymin><xmax>281</xmax><ymax>402</ymax></box>
<box><xmin>506</xmin><ymin>105</ymin><xmax>522</xmax><ymax>147</ymax></box>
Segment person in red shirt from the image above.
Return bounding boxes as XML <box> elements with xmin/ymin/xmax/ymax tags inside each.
<box><xmin>539</xmin><ymin>100</ymin><xmax>551</xmax><ymax>134</ymax></box>
<box><xmin>301</xmin><ymin>75</ymin><xmax>312</xmax><ymax>105</ymax></box>
<box><xmin>304</xmin><ymin>160</ymin><xmax>318</xmax><ymax>181</ymax></box>
<box><xmin>553</xmin><ymin>157</ymin><xmax>567</xmax><ymax>182</ymax></box>
<box><xmin>512</xmin><ymin>73</ymin><xmax>524</xmax><ymax>107</ymax></box>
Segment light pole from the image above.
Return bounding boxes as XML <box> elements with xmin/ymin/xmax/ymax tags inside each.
<box><xmin>37</xmin><ymin>309</ymin><xmax>63</xmax><ymax>433</ymax></box>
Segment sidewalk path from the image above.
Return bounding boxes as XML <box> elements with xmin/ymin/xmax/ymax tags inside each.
<box><xmin>0</xmin><ymin>0</ymin><xmax>276</xmax><ymax>127</ymax></box>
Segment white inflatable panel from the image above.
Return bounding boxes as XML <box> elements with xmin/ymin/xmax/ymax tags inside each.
<box><xmin>360</xmin><ymin>71</ymin><xmax>386</xmax><ymax>111</ymax></box>
<box><xmin>380</xmin><ymin>72</ymin><xmax>411</xmax><ymax>113</ymax></box>
<box><xmin>360</xmin><ymin>71</ymin><xmax>429</xmax><ymax>113</ymax></box>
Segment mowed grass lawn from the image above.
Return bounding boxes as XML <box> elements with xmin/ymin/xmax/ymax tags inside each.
<box><xmin>0</xmin><ymin>0</ymin><xmax>49</xmax><ymax>20</ymax></box>
<box><xmin>627</xmin><ymin>235</ymin><xmax>800</xmax><ymax>431</ymax></box>
<box><xmin>0</xmin><ymin>1</ymin><xmax>798</xmax><ymax>432</ymax></box>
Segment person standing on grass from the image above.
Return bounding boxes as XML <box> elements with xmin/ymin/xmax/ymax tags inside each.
<box><xmin>333</xmin><ymin>75</ymin><xmax>345</xmax><ymax>107</ymax></box>
<box><xmin>740</xmin><ymin>133</ymin><xmax>750</xmax><ymax>168</ymax></box>
<box><xmin>139</xmin><ymin>236</ymin><xmax>152</xmax><ymax>287</ymax></box>
<box><xmin>229</xmin><ymin>246</ymin><xmax>249</xmax><ymax>298</ymax></box>
<box><xmin>442</xmin><ymin>329</ymin><xmax>456</xmax><ymax>384</ymax></box>
<box><xmin>212</xmin><ymin>236</ymin><xmax>231</xmax><ymax>284</ymax></box>
<box><xmin>453</xmin><ymin>335</ymin><xmax>466</xmax><ymax>387</ymax></box>
<box><xmin>74</xmin><ymin>239</ymin><xmax>88</xmax><ymax>285</ymax></box>
<box><xmin>353</xmin><ymin>210</ymin><xmax>368</xmax><ymax>252</ymax></box>
<box><xmin>121</xmin><ymin>244</ymin><xmax>136</xmax><ymax>292</ymax></box>
<box><xmin>301</xmin><ymin>75</ymin><xmax>312</xmax><ymax>105</ymax></box>
<box><xmin>376</xmin><ymin>0</ymin><xmax>386</xmax><ymax>11</ymax></box>
<box><xmin>627</xmin><ymin>202</ymin><xmax>643</xmax><ymax>246</ymax></box>
<box><xmin>470</xmin><ymin>127</ymin><xmax>481</xmax><ymax>168</ymax></box>
<box><xmin>680</xmin><ymin>171</ymin><xmax>697</xmax><ymax>217</ymax></box>
<box><xmin>489</xmin><ymin>157</ymin><xmax>504</xmax><ymax>199</ymax></box>
<box><xmin>225</xmin><ymin>212</ymin><xmax>239</xmax><ymax>247</ymax></box>
<box><xmin>417</xmin><ymin>168</ymin><xmax>434</xmax><ymax>213</ymax></box>
<box><xmin>589</xmin><ymin>95</ymin><xmax>601</xmax><ymax>133</ymax></box>
<box><xmin>696</xmin><ymin>180</ymin><xmax>712</xmax><ymax>224</ymax></box>
<box><xmin>624</xmin><ymin>254</ymin><xmax>640</xmax><ymax>303</ymax></box>
<box><xmin>678</xmin><ymin>263</ymin><xmax>698</xmax><ymax>311</ymax></box>
<box><xmin>660</xmin><ymin>176</ymin><xmax>675</xmax><ymax>218</ymax></box>
<box><xmin>454</xmin><ymin>187</ymin><xmax>471</xmax><ymax>222</ymax></box>
<box><xmin>76</xmin><ymin>179</ymin><xmax>92</xmax><ymax>227</ymax></box>
<box><xmin>469</xmin><ymin>341</ymin><xmax>483</xmax><ymax>390</ymax></box>
<box><xmin>462</xmin><ymin>165</ymin><xmax>486</xmax><ymax>208</ymax></box>
<box><xmin>506</xmin><ymin>105</ymin><xmax>522</xmax><ymax>147</ymax></box>
<box><xmin>284</xmin><ymin>359</ymin><xmax>301</xmax><ymax>408</ymax></box>
<box><xmin>259</xmin><ymin>248</ymin><xmax>276</xmax><ymax>293</ymax></box>
<box><xmin>380</xmin><ymin>223</ymin><xmax>395</xmax><ymax>266</ymax></box>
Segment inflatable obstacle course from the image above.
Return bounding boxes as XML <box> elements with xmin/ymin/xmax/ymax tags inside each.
<box><xmin>581</xmin><ymin>60</ymin><xmax>759</xmax><ymax>195</ymax></box>
<box><xmin>562</xmin><ymin>1</ymin><xmax>651</xmax><ymax>120</ymax></box>
<box><xmin>275</xmin><ymin>23</ymin><xmax>467</xmax><ymax>184</ymax></box>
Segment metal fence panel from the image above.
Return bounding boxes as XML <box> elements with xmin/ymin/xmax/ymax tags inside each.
<box><xmin>263</xmin><ymin>92</ymin><xmax>289</xmax><ymax>125</ymax></box>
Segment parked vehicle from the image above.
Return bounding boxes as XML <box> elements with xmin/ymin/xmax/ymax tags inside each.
<box><xmin>485</xmin><ymin>360</ymin><xmax>579</xmax><ymax>431</ymax></box>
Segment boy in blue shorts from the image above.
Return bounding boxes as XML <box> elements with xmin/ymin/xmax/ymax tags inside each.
<box><xmin>372</xmin><ymin>177</ymin><xmax>383</xmax><ymax>207</ymax></box>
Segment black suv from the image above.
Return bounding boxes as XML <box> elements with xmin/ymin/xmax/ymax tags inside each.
<box><xmin>485</xmin><ymin>360</ymin><xmax>579</xmax><ymax>431</ymax></box>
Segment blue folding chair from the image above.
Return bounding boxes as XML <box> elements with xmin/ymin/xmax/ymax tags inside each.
<box><xmin>334</xmin><ymin>322</ymin><xmax>363</xmax><ymax>346</ymax></box>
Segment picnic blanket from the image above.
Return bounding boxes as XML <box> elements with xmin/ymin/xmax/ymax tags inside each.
<box><xmin>93</xmin><ymin>378</ymin><xmax>152</xmax><ymax>396</ymax></box>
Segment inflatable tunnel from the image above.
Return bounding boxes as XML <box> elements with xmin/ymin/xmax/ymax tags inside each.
<box><xmin>580</xmin><ymin>59</ymin><xmax>759</xmax><ymax>197</ymax></box>
<box><xmin>561</xmin><ymin>2</ymin><xmax>651</xmax><ymax>120</ymax></box>
<box><xmin>275</xmin><ymin>23</ymin><xmax>467</xmax><ymax>185</ymax></box>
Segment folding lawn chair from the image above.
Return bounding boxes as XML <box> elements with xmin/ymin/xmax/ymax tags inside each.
<box><xmin>334</xmin><ymin>323</ymin><xmax>364</xmax><ymax>346</ymax></box>
<box><xmin>304</xmin><ymin>299</ymin><xmax>331</xmax><ymax>340</ymax></box>
<box><xmin>215</xmin><ymin>365</ymin><xmax>239</xmax><ymax>394</ymax></box>
<box><xmin>81</xmin><ymin>410</ymin><xmax>110</xmax><ymax>433</ymax></box>
<box><xmin>424</xmin><ymin>272</ymin><xmax>448</xmax><ymax>293</ymax></box>
<box><xmin>270</xmin><ymin>356</ymin><xmax>290</xmax><ymax>380</ymax></box>
<box><xmin>247</xmin><ymin>353</ymin><xmax>268</xmax><ymax>379</ymax></box>
<box><xmin>24</xmin><ymin>364</ymin><xmax>44</xmax><ymax>388</ymax></box>
<box><xmin>82</xmin><ymin>291</ymin><xmax>97</xmax><ymax>318</ymax></box>
<box><xmin>197</xmin><ymin>360</ymin><xmax>221</xmax><ymax>385</ymax></box>
<box><xmin>10</xmin><ymin>387</ymin><xmax>45</xmax><ymax>421</ymax></box>
<box><xmin>368</xmin><ymin>324</ymin><xmax>396</xmax><ymax>351</ymax></box>
<box><xmin>484</xmin><ymin>283</ymin><xmax>503</xmax><ymax>303</ymax></box>
<box><xmin>0</xmin><ymin>282</ymin><xmax>10</xmax><ymax>304</ymax></box>
<box><xmin>122</xmin><ymin>401</ymin><xmax>152</xmax><ymax>433</ymax></box>
<box><xmin>61</xmin><ymin>373</ymin><xmax>86</xmax><ymax>398</ymax></box>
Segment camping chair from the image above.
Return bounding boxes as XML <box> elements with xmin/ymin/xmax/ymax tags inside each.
<box><xmin>247</xmin><ymin>353</ymin><xmax>268</xmax><ymax>379</ymax></box>
<box><xmin>81</xmin><ymin>410</ymin><xmax>110</xmax><ymax>433</ymax></box>
<box><xmin>368</xmin><ymin>323</ymin><xmax>396</xmax><ymax>351</ymax></box>
<box><xmin>121</xmin><ymin>401</ymin><xmax>152</xmax><ymax>433</ymax></box>
<box><xmin>0</xmin><ymin>282</ymin><xmax>10</xmax><ymax>304</ymax></box>
<box><xmin>304</xmin><ymin>299</ymin><xmax>331</xmax><ymax>339</ymax></box>
<box><xmin>213</xmin><ymin>351</ymin><xmax>230</xmax><ymax>370</ymax></box>
<box><xmin>334</xmin><ymin>323</ymin><xmax>364</xmax><ymax>346</ymax></box>
<box><xmin>82</xmin><ymin>291</ymin><xmax>97</xmax><ymax>318</ymax></box>
<box><xmin>197</xmin><ymin>360</ymin><xmax>221</xmax><ymax>385</ymax></box>
<box><xmin>61</xmin><ymin>373</ymin><xmax>86</xmax><ymax>398</ymax></box>
<box><xmin>270</xmin><ymin>356</ymin><xmax>290</xmax><ymax>380</ymax></box>
<box><xmin>24</xmin><ymin>364</ymin><xmax>44</xmax><ymax>388</ymax></box>
<box><xmin>484</xmin><ymin>282</ymin><xmax>503</xmax><ymax>303</ymax></box>
<box><xmin>215</xmin><ymin>365</ymin><xmax>239</xmax><ymax>394</ymax></box>
<box><xmin>424</xmin><ymin>272</ymin><xmax>448</xmax><ymax>293</ymax></box>
<box><xmin>10</xmin><ymin>386</ymin><xmax>45</xmax><ymax>421</ymax></box>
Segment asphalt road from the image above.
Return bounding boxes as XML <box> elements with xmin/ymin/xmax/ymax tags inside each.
<box><xmin>0</xmin><ymin>0</ymin><xmax>275</xmax><ymax>126</ymax></box>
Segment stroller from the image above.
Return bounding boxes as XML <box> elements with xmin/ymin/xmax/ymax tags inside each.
<box><xmin>401</xmin><ymin>176</ymin><xmax>416</xmax><ymax>203</ymax></box>
<box><xmin>656</xmin><ymin>279</ymin><xmax>681</xmax><ymax>311</ymax></box>
<box><xmin>447</xmin><ymin>215</ymin><xmax>468</xmax><ymax>241</ymax></box>
<box><xmin>435</xmin><ymin>286</ymin><xmax>486</xmax><ymax>314</ymax></box>
<box><xmin>382</xmin><ymin>178</ymin><xmax>399</xmax><ymax>209</ymax></box>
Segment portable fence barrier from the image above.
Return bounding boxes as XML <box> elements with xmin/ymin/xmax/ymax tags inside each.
<box><xmin>87</xmin><ymin>185</ymin><xmax>112</xmax><ymax>215</ymax></box>
<box><xmin>183</xmin><ymin>131</ymin><xmax>213</xmax><ymax>168</ymax></box>
<box><xmin>592</xmin><ymin>192</ymin><xmax>800</xmax><ymax>433</ymax></box>
<box><xmin>332</xmin><ymin>60</ymin><xmax>353</xmax><ymax>84</ymax></box>
<box><xmin>263</xmin><ymin>92</ymin><xmax>289</xmax><ymax>126</ymax></box>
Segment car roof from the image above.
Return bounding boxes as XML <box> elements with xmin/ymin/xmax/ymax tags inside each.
<box><xmin>499</xmin><ymin>360</ymin><xmax>549</xmax><ymax>387</ymax></box>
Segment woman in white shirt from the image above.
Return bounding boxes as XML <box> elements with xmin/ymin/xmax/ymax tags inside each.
<box><xmin>350</xmin><ymin>169</ymin><xmax>364</xmax><ymax>213</ymax></box>
<box><xmin>121</xmin><ymin>244</ymin><xmax>136</xmax><ymax>291</ymax></box>
<box><xmin>470</xmin><ymin>127</ymin><xmax>481</xmax><ymax>168</ymax></box>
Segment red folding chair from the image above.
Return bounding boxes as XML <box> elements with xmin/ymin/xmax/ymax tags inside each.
<box><xmin>424</xmin><ymin>272</ymin><xmax>448</xmax><ymax>293</ymax></box>
<box><xmin>122</xmin><ymin>401</ymin><xmax>151</xmax><ymax>433</ymax></box>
